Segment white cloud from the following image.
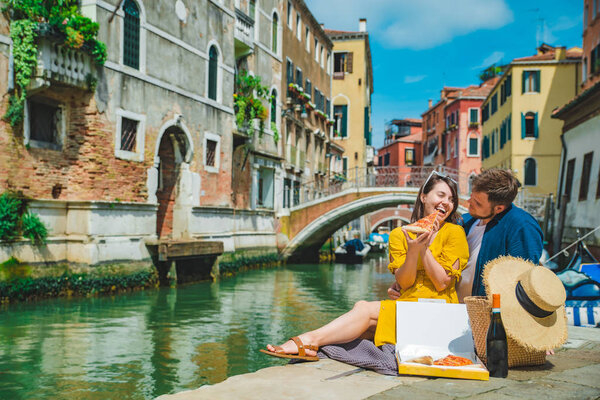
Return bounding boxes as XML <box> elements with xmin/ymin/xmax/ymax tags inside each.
<box><xmin>472</xmin><ymin>51</ymin><xmax>505</xmax><ymax>69</ymax></box>
<box><xmin>404</xmin><ymin>75</ymin><xmax>426</xmax><ymax>83</ymax></box>
<box><xmin>306</xmin><ymin>0</ymin><xmax>513</xmax><ymax>50</ymax></box>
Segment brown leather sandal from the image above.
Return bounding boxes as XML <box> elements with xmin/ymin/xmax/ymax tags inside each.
<box><xmin>260</xmin><ymin>336</ymin><xmax>319</xmax><ymax>361</ymax></box>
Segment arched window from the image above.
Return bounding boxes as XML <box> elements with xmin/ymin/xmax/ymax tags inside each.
<box><xmin>270</xmin><ymin>89</ymin><xmax>277</xmax><ymax>124</ymax></box>
<box><xmin>249</xmin><ymin>0</ymin><xmax>256</xmax><ymax>18</ymax></box>
<box><xmin>523</xmin><ymin>111</ymin><xmax>537</xmax><ymax>138</ymax></box>
<box><xmin>524</xmin><ymin>158</ymin><xmax>537</xmax><ymax>186</ymax></box>
<box><xmin>123</xmin><ymin>0</ymin><xmax>140</xmax><ymax>69</ymax></box>
<box><xmin>272</xmin><ymin>13</ymin><xmax>279</xmax><ymax>53</ymax></box>
<box><xmin>208</xmin><ymin>45</ymin><xmax>219</xmax><ymax>101</ymax></box>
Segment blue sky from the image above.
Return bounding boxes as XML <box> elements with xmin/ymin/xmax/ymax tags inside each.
<box><xmin>305</xmin><ymin>0</ymin><xmax>583</xmax><ymax>148</ymax></box>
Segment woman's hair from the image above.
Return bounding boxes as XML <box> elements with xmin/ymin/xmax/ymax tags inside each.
<box><xmin>410</xmin><ymin>175</ymin><xmax>460</xmax><ymax>224</ymax></box>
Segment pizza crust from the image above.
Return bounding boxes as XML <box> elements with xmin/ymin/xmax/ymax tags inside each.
<box><xmin>402</xmin><ymin>225</ymin><xmax>429</xmax><ymax>234</ymax></box>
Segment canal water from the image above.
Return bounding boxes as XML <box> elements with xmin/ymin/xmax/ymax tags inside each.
<box><xmin>0</xmin><ymin>257</ymin><xmax>392</xmax><ymax>399</ymax></box>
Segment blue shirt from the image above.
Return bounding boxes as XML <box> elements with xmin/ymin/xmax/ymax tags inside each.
<box><xmin>461</xmin><ymin>204</ymin><xmax>543</xmax><ymax>296</ymax></box>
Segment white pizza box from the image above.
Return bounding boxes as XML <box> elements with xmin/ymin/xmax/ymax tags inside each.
<box><xmin>395</xmin><ymin>300</ymin><xmax>489</xmax><ymax>380</ymax></box>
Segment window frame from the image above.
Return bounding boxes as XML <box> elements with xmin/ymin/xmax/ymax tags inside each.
<box><xmin>296</xmin><ymin>13</ymin><xmax>301</xmax><ymax>40</ymax></box>
<box><xmin>579</xmin><ymin>152</ymin><xmax>594</xmax><ymax>201</ymax></box>
<box><xmin>523</xmin><ymin>70</ymin><xmax>541</xmax><ymax>93</ymax></box>
<box><xmin>405</xmin><ymin>148</ymin><xmax>415</xmax><ymax>166</ymax></box>
<box><xmin>524</xmin><ymin>157</ymin><xmax>537</xmax><ymax>186</ymax></box>
<box><xmin>468</xmin><ymin>108</ymin><xmax>479</xmax><ymax>124</ymax></box>
<box><xmin>206</xmin><ymin>42</ymin><xmax>223</xmax><ymax>103</ymax></box>
<box><xmin>203</xmin><ymin>132</ymin><xmax>221</xmax><ymax>173</ymax></box>
<box><xmin>271</xmin><ymin>11</ymin><xmax>280</xmax><ymax>54</ymax></box>
<box><xmin>115</xmin><ymin>108</ymin><xmax>146</xmax><ymax>162</ymax></box>
<box><xmin>119</xmin><ymin>0</ymin><xmax>146</xmax><ymax>73</ymax></box>
<box><xmin>287</xmin><ymin>1</ymin><xmax>292</xmax><ymax>27</ymax></box>
<box><xmin>24</xmin><ymin>96</ymin><xmax>67</xmax><ymax>151</ymax></box>
<box><xmin>467</xmin><ymin>134</ymin><xmax>479</xmax><ymax>157</ymax></box>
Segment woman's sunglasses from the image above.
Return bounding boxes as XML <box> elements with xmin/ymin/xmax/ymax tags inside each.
<box><xmin>423</xmin><ymin>170</ymin><xmax>458</xmax><ymax>189</ymax></box>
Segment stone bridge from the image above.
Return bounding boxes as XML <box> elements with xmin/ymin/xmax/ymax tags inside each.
<box><xmin>279</xmin><ymin>183</ymin><xmax>468</xmax><ymax>261</ymax></box>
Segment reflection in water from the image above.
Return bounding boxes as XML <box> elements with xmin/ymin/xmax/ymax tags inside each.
<box><xmin>0</xmin><ymin>256</ymin><xmax>392</xmax><ymax>399</ymax></box>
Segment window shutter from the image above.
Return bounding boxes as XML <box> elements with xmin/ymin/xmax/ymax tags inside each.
<box><xmin>346</xmin><ymin>52</ymin><xmax>353</xmax><ymax>73</ymax></box>
<box><xmin>521</xmin><ymin>112</ymin><xmax>525</xmax><ymax>139</ymax></box>
<box><xmin>522</xmin><ymin>71</ymin><xmax>526</xmax><ymax>93</ymax></box>
<box><xmin>341</xmin><ymin>105</ymin><xmax>348</xmax><ymax>137</ymax></box>
<box><xmin>534</xmin><ymin>71</ymin><xmax>540</xmax><ymax>93</ymax></box>
<box><xmin>534</xmin><ymin>112</ymin><xmax>539</xmax><ymax>138</ymax></box>
<box><xmin>508</xmin><ymin>114</ymin><xmax>512</xmax><ymax>140</ymax></box>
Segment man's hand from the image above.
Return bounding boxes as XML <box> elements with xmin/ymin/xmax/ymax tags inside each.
<box><xmin>388</xmin><ymin>281</ymin><xmax>401</xmax><ymax>300</ymax></box>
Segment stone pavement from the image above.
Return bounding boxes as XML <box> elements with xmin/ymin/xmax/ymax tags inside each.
<box><xmin>157</xmin><ymin>326</ymin><xmax>600</xmax><ymax>400</ymax></box>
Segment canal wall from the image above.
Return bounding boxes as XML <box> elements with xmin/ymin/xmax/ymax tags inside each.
<box><xmin>0</xmin><ymin>199</ymin><xmax>281</xmax><ymax>301</ymax></box>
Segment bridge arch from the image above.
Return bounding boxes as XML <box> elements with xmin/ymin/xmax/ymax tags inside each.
<box><xmin>282</xmin><ymin>192</ymin><xmax>467</xmax><ymax>261</ymax></box>
<box><xmin>371</xmin><ymin>216</ymin><xmax>410</xmax><ymax>232</ymax></box>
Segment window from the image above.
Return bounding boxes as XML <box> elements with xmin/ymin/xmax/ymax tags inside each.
<box><xmin>524</xmin><ymin>158</ymin><xmax>537</xmax><ymax>186</ymax></box>
<box><xmin>295</xmin><ymin>67</ymin><xmax>302</xmax><ymax>88</ymax></box>
<box><xmin>270</xmin><ymin>89</ymin><xmax>277</xmax><ymax>124</ymax></box>
<box><xmin>342</xmin><ymin>157</ymin><xmax>348</xmax><ymax>176</ymax></box>
<box><xmin>296</xmin><ymin>13</ymin><xmax>301</xmax><ymax>39</ymax></box>
<box><xmin>257</xmin><ymin>167</ymin><xmax>274</xmax><ymax>208</ymax></box>
<box><xmin>579</xmin><ymin>152</ymin><xmax>594</xmax><ymax>201</ymax></box>
<box><xmin>583</xmin><ymin>57</ymin><xmax>588</xmax><ymax>82</ymax></box>
<box><xmin>405</xmin><ymin>148</ymin><xmax>414</xmax><ymax>166</ymax></box>
<box><xmin>208</xmin><ymin>45</ymin><xmax>219</xmax><ymax>101</ymax></box>
<box><xmin>320</xmin><ymin>46</ymin><xmax>325</xmax><ymax>68</ymax></box>
<box><xmin>26</xmin><ymin>97</ymin><xmax>65</xmax><ymax>151</ymax></box>
<box><xmin>522</xmin><ymin>70</ymin><xmax>540</xmax><ymax>93</ymax></box>
<box><xmin>286</xmin><ymin>59</ymin><xmax>294</xmax><ymax>89</ymax></box>
<box><xmin>123</xmin><ymin>0</ymin><xmax>140</xmax><ymax>69</ymax></box>
<box><xmin>204</xmin><ymin>132</ymin><xmax>221</xmax><ymax>173</ymax></box>
<box><xmin>384</xmin><ymin>153</ymin><xmax>390</xmax><ymax>166</ymax></box>
<box><xmin>333</xmin><ymin>104</ymin><xmax>348</xmax><ymax>137</ymax></box>
<box><xmin>482</xmin><ymin>102</ymin><xmax>489</xmax><ymax>123</ymax></box>
<box><xmin>115</xmin><ymin>108</ymin><xmax>145</xmax><ymax>161</ymax></box>
<box><xmin>468</xmin><ymin>135</ymin><xmax>479</xmax><ymax>156</ymax></box>
<box><xmin>249</xmin><ymin>0</ymin><xmax>255</xmax><ymax>19</ymax></box>
<box><xmin>272</xmin><ymin>13</ymin><xmax>278</xmax><ymax>53</ymax></box>
<box><xmin>522</xmin><ymin>112</ymin><xmax>537</xmax><ymax>138</ymax></box>
<box><xmin>506</xmin><ymin>74</ymin><xmax>512</xmax><ymax>97</ymax></box>
<box><xmin>455</xmin><ymin>136</ymin><xmax>459</xmax><ymax>159</ymax></box>
<box><xmin>305</xmin><ymin>79</ymin><xmax>311</xmax><ymax>99</ymax></box>
<box><xmin>469</xmin><ymin>108</ymin><xmax>478</xmax><ymax>124</ymax></box>
<box><xmin>287</xmin><ymin>1</ymin><xmax>292</xmax><ymax>27</ymax></box>
<box><xmin>327</xmin><ymin>52</ymin><xmax>331</xmax><ymax>74</ymax></box>
<box><xmin>314</xmin><ymin>39</ymin><xmax>319</xmax><ymax>62</ymax></box>
<box><xmin>491</xmin><ymin>93</ymin><xmax>498</xmax><ymax>114</ymax></box>
<box><xmin>334</xmin><ymin>52</ymin><xmax>347</xmax><ymax>73</ymax></box>
<box><xmin>564</xmin><ymin>158</ymin><xmax>575</xmax><ymax>202</ymax></box>
<box><xmin>305</xmin><ymin>27</ymin><xmax>310</xmax><ymax>51</ymax></box>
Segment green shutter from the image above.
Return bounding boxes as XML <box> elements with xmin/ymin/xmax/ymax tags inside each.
<box><xmin>364</xmin><ymin>107</ymin><xmax>370</xmax><ymax>145</ymax></box>
<box><xmin>521</xmin><ymin>112</ymin><xmax>526</xmax><ymax>139</ymax></box>
<box><xmin>341</xmin><ymin>105</ymin><xmax>348</xmax><ymax>137</ymax></box>
<box><xmin>208</xmin><ymin>46</ymin><xmax>218</xmax><ymax>100</ymax></box>
<box><xmin>508</xmin><ymin>114</ymin><xmax>512</xmax><ymax>140</ymax></box>
<box><xmin>534</xmin><ymin>71</ymin><xmax>540</xmax><ymax>93</ymax></box>
<box><xmin>123</xmin><ymin>0</ymin><xmax>140</xmax><ymax>69</ymax></box>
<box><xmin>522</xmin><ymin>71</ymin><xmax>526</xmax><ymax>93</ymax></box>
<box><xmin>534</xmin><ymin>112</ymin><xmax>539</xmax><ymax>138</ymax></box>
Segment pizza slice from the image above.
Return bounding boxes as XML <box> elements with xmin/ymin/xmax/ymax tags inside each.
<box><xmin>433</xmin><ymin>355</ymin><xmax>473</xmax><ymax>366</ymax></box>
<box><xmin>402</xmin><ymin>210</ymin><xmax>439</xmax><ymax>234</ymax></box>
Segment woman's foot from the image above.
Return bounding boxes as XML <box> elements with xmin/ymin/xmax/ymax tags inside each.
<box><xmin>265</xmin><ymin>334</ymin><xmax>318</xmax><ymax>357</ymax></box>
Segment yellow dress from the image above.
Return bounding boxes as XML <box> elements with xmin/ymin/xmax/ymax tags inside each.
<box><xmin>373</xmin><ymin>222</ymin><xmax>469</xmax><ymax>346</ymax></box>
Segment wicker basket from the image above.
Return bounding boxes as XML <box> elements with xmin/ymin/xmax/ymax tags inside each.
<box><xmin>464</xmin><ymin>296</ymin><xmax>546</xmax><ymax>368</ymax></box>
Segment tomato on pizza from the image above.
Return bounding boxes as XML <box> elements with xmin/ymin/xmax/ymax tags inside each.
<box><xmin>401</xmin><ymin>210</ymin><xmax>439</xmax><ymax>234</ymax></box>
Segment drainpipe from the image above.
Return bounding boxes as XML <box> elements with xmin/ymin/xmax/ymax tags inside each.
<box><xmin>553</xmin><ymin>133</ymin><xmax>568</xmax><ymax>255</ymax></box>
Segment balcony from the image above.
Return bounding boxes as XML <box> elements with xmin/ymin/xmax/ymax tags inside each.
<box><xmin>29</xmin><ymin>37</ymin><xmax>95</xmax><ymax>92</ymax></box>
<box><xmin>234</xmin><ymin>8</ymin><xmax>254</xmax><ymax>57</ymax></box>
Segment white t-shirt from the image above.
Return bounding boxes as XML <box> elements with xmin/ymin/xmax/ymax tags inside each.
<box><xmin>457</xmin><ymin>220</ymin><xmax>486</xmax><ymax>303</ymax></box>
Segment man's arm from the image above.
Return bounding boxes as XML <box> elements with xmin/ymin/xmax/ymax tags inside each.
<box><xmin>507</xmin><ymin>217</ymin><xmax>543</xmax><ymax>264</ymax></box>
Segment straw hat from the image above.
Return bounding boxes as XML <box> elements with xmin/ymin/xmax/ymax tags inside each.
<box><xmin>483</xmin><ymin>256</ymin><xmax>568</xmax><ymax>351</ymax></box>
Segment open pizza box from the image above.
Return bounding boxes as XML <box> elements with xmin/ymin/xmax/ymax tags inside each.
<box><xmin>395</xmin><ymin>300</ymin><xmax>489</xmax><ymax>380</ymax></box>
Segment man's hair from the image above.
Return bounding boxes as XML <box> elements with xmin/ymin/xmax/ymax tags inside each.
<box><xmin>472</xmin><ymin>168</ymin><xmax>520</xmax><ymax>206</ymax></box>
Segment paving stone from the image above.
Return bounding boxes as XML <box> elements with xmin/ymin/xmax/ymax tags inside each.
<box><xmin>462</xmin><ymin>392</ymin><xmax>521</xmax><ymax>400</ymax></box>
<box><xmin>544</xmin><ymin>363</ymin><xmax>600</xmax><ymax>389</ymax></box>
<box><xmin>495</xmin><ymin>378</ymin><xmax>600</xmax><ymax>400</ymax></box>
<box><xmin>406</xmin><ymin>377</ymin><xmax>507</xmax><ymax>398</ymax></box>
<box><xmin>368</xmin><ymin>384</ymin><xmax>455</xmax><ymax>400</ymax></box>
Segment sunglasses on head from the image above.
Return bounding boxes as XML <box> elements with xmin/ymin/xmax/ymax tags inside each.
<box><xmin>423</xmin><ymin>170</ymin><xmax>458</xmax><ymax>189</ymax></box>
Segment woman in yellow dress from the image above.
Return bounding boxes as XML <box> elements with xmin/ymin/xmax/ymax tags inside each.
<box><xmin>261</xmin><ymin>172</ymin><xmax>469</xmax><ymax>360</ymax></box>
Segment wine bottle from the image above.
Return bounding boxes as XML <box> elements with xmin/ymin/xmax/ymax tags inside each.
<box><xmin>486</xmin><ymin>293</ymin><xmax>508</xmax><ymax>378</ymax></box>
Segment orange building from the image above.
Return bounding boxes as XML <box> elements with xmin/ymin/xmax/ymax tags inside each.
<box><xmin>377</xmin><ymin>119</ymin><xmax>422</xmax><ymax>168</ymax></box>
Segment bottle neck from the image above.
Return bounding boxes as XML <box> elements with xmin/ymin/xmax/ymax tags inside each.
<box><xmin>492</xmin><ymin>308</ymin><xmax>501</xmax><ymax>313</ymax></box>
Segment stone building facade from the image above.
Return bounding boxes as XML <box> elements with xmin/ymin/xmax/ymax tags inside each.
<box><xmin>0</xmin><ymin>0</ymin><xmax>280</xmax><ymax>268</ymax></box>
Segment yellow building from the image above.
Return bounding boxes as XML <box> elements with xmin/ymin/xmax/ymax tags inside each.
<box><xmin>325</xmin><ymin>18</ymin><xmax>374</xmax><ymax>177</ymax></box>
<box><xmin>481</xmin><ymin>44</ymin><xmax>582</xmax><ymax>196</ymax></box>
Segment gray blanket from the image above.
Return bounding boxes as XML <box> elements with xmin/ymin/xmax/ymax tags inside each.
<box><xmin>307</xmin><ymin>339</ymin><xmax>399</xmax><ymax>376</ymax></box>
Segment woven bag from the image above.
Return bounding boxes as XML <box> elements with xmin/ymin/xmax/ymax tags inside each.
<box><xmin>464</xmin><ymin>296</ymin><xmax>546</xmax><ymax>368</ymax></box>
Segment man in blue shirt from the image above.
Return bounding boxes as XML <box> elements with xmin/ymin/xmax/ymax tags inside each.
<box><xmin>458</xmin><ymin>169</ymin><xmax>543</xmax><ymax>298</ymax></box>
<box><xmin>388</xmin><ymin>169</ymin><xmax>543</xmax><ymax>301</ymax></box>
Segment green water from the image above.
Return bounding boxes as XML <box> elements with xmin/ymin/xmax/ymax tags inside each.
<box><xmin>0</xmin><ymin>257</ymin><xmax>392</xmax><ymax>399</ymax></box>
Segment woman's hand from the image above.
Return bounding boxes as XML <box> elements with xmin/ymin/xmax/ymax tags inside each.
<box><xmin>403</xmin><ymin>229</ymin><xmax>433</xmax><ymax>256</ymax></box>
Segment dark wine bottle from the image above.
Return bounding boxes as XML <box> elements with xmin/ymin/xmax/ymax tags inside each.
<box><xmin>486</xmin><ymin>293</ymin><xmax>508</xmax><ymax>378</ymax></box>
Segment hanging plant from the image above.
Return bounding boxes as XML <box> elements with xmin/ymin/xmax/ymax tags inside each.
<box><xmin>234</xmin><ymin>70</ymin><xmax>278</xmax><ymax>142</ymax></box>
<box><xmin>2</xmin><ymin>0</ymin><xmax>108</xmax><ymax>128</ymax></box>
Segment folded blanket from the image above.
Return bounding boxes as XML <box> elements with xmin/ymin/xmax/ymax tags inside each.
<box><xmin>317</xmin><ymin>339</ymin><xmax>399</xmax><ymax>376</ymax></box>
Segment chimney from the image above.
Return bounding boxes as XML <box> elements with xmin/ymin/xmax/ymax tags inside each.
<box><xmin>359</xmin><ymin>18</ymin><xmax>367</xmax><ymax>32</ymax></box>
<box><xmin>555</xmin><ymin>46</ymin><xmax>566</xmax><ymax>61</ymax></box>
<box><xmin>428</xmin><ymin>99</ymin><xmax>433</xmax><ymax>108</ymax></box>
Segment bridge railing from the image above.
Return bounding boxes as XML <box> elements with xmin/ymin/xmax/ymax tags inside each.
<box><xmin>292</xmin><ymin>166</ymin><xmax>471</xmax><ymax>206</ymax></box>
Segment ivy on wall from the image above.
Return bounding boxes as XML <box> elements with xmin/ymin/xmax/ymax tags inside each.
<box><xmin>234</xmin><ymin>70</ymin><xmax>279</xmax><ymax>143</ymax></box>
<box><xmin>1</xmin><ymin>0</ymin><xmax>107</xmax><ymax>127</ymax></box>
